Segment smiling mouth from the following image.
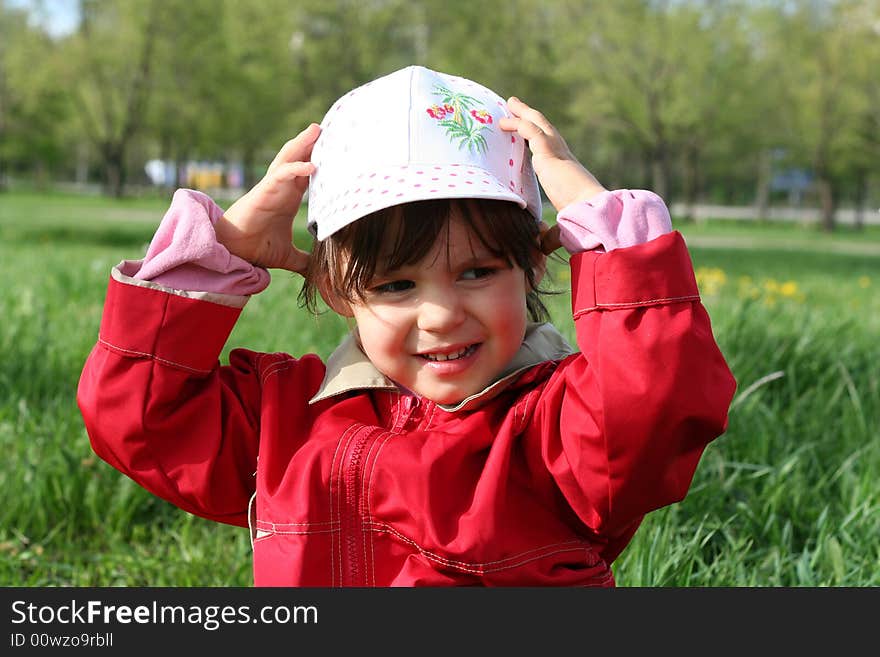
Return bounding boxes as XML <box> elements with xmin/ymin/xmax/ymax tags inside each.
<box><xmin>419</xmin><ymin>344</ymin><xmax>479</xmax><ymax>362</ymax></box>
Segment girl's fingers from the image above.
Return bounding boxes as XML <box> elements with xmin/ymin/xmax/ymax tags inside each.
<box><xmin>267</xmin><ymin>124</ymin><xmax>321</xmax><ymax>174</ymax></box>
<box><xmin>506</xmin><ymin>97</ymin><xmax>556</xmax><ymax>135</ymax></box>
<box><xmin>262</xmin><ymin>161</ymin><xmax>315</xmax><ymax>202</ymax></box>
<box><xmin>282</xmin><ymin>245</ymin><xmax>310</xmax><ymax>275</ymax></box>
<box><xmin>499</xmin><ymin>116</ymin><xmax>546</xmax><ymax>142</ymax></box>
<box><xmin>271</xmin><ymin>161</ymin><xmax>316</xmax><ymax>183</ymax></box>
<box><xmin>537</xmin><ymin>221</ymin><xmax>562</xmax><ymax>255</ymax></box>
<box><xmin>499</xmin><ymin>116</ymin><xmax>561</xmax><ymax>160</ymax></box>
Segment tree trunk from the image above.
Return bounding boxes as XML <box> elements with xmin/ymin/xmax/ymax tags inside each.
<box><xmin>650</xmin><ymin>146</ymin><xmax>669</xmax><ymax>205</ymax></box>
<box><xmin>754</xmin><ymin>149</ymin><xmax>771</xmax><ymax>222</ymax></box>
<box><xmin>78</xmin><ymin>0</ymin><xmax>160</xmax><ymax>198</ymax></box>
<box><xmin>817</xmin><ymin>176</ymin><xmax>835</xmax><ymax>233</ymax></box>
<box><xmin>853</xmin><ymin>169</ymin><xmax>866</xmax><ymax>231</ymax></box>
<box><xmin>102</xmin><ymin>143</ymin><xmax>126</xmax><ymax>198</ymax></box>
<box><xmin>682</xmin><ymin>144</ymin><xmax>701</xmax><ymax>223</ymax></box>
<box><xmin>76</xmin><ymin>142</ymin><xmax>90</xmax><ymax>186</ymax></box>
<box><xmin>33</xmin><ymin>160</ymin><xmax>48</xmax><ymax>190</ymax></box>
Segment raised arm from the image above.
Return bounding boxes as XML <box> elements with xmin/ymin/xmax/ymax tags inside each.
<box><xmin>77</xmin><ymin>126</ymin><xmax>323</xmax><ymax>526</ymax></box>
<box><xmin>501</xmin><ymin>99</ymin><xmax>736</xmax><ymax>562</ymax></box>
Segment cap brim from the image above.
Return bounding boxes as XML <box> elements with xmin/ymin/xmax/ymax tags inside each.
<box><xmin>307</xmin><ymin>163</ymin><xmax>536</xmax><ymax>240</ymax></box>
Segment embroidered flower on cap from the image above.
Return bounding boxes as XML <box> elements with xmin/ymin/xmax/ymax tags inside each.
<box><xmin>470</xmin><ymin>109</ymin><xmax>493</xmax><ymax>125</ymax></box>
<box><xmin>426</xmin><ymin>85</ymin><xmax>493</xmax><ymax>155</ymax></box>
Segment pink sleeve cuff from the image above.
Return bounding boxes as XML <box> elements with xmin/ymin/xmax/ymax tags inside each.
<box><xmin>130</xmin><ymin>188</ymin><xmax>270</xmax><ymax>296</ymax></box>
<box><xmin>556</xmin><ymin>189</ymin><xmax>673</xmax><ymax>254</ymax></box>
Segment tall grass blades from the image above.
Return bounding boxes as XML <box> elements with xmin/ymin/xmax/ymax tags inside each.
<box><xmin>1</xmin><ymin>193</ymin><xmax>877</xmax><ymax>586</ymax></box>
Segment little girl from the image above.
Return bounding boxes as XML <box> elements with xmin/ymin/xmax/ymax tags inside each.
<box><xmin>78</xmin><ymin>66</ymin><xmax>736</xmax><ymax>586</ymax></box>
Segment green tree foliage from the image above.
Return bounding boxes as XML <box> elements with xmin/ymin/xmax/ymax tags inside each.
<box><xmin>60</xmin><ymin>0</ymin><xmax>163</xmax><ymax>197</ymax></box>
<box><xmin>1</xmin><ymin>0</ymin><xmax>878</xmax><ymax>229</ymax></box>
<box><xmin>0</xmin><ymin>2</ymin><xmax>73</xmax><ymax>189</ymax></box>
<box><xmin>767</xmin><ymin>0</ymin><xmax>878</xmax><ymax>231</ymax></box>
<box><xmin>559</xmin><ymin>1</ymin><xmax>758</xmax><ymax>210</ymax></box>
<box><xmin>145</xmin><ymin>0</ymin><xmax>229</xmax><ymax>187</ymax></box>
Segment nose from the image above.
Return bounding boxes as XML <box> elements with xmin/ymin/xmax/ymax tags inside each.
<box><xmin>416</xmin><ymin>285</ymin><xmax>466</xmax><ymax>333</ymax></box>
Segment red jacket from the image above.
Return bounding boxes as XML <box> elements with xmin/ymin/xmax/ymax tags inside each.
<box><xmin>77</xmin><ymin>231</ymin><xmax>736</xmax><ymax>586</ymax></box>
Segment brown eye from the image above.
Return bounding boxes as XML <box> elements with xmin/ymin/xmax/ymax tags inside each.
<box><xmin>460</xmin><ymin>267</ymin><xmax>495</xmax><ymax>281</ymax></box>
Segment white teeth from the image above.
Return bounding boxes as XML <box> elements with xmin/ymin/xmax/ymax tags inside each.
<box><xmin>423</xmin><ymin>345</ymin><xmax>475</xmax><ymax>362</ymax></box>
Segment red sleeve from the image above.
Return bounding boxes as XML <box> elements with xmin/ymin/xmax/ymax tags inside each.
<box><xmin>528</xmin><ymin>231</ymin><xmax>736</xmax><ymax>562</ymax></box>
<box><xmin>77</xmin><ymin>275</ymin><xmax>277</xmax><ymax>527</ymax></box>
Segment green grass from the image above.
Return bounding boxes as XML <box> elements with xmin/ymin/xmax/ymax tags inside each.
<box><xmin>1</xmin><ymin>190</ymin><xmax>877</xmax><ymax>586</ymax></box>
<box><xmin>673</xmin><ymin>215</ymin><xmax>880</xmax><ymax>244</ymax></box>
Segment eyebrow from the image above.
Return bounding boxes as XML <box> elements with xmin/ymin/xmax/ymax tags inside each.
<box><xmin>456</xmin><ymin>254</ymin><xmax>510</xmax><ymax>268</ymax></box>
<box><xmin>376</xmin><ymin>252</ymin><xmax>510</xmax><ymax>276</ymax></box>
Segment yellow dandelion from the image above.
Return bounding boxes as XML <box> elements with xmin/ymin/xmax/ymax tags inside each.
<box><xmin>695</xmin><ymin>267</ymin><xmax>727</xmax><ymax>296</ymax></box>
<box><xmin>858</xmin><ymin>276</ymin><xmax>870</xmax><ymax>289</ymax></box>
<box><xmin>780</xmin><ymin>281</ymin><xmax>799</xmax><ymax>297</ymax></box>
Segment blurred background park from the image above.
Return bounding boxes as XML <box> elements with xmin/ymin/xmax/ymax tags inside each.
<box><xmin>0</xmin><ymin>0</ymin><xmax>878</xmax><ymax>586</ymax></box>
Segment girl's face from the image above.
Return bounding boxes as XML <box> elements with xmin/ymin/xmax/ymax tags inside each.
<box><xmin>341</xmin><ymin>210</ymin><xmax>533</xmax><ymax>405</ymax></box>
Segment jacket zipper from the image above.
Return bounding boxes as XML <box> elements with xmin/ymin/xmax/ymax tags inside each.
<box><xmin>339</xmin><ymin>397</ymin><xmax>424</xmax><ymax>586</ymax></box>
<box><xmin>397</xmin><ymin>394</ymin><xmax>422</xmax><ymax>431</ymax></box>
<box><xmin>341</xmin><ymin>425</ymin><xmax>381</xmax><ymax>586</ymax></box>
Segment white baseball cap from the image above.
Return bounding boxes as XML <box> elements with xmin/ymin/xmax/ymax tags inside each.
<box><xmin>307</xmin><ymin>65</ymin><xmax>542</xmax><ymax>240</ymax></box>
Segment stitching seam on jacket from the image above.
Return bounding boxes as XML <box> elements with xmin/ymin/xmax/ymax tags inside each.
<box><xmin>365</xmin><ymin>522</ymin><xmax>590</xmax><ymax>574</ymax></box>
<box><xmin>260</xmin><ymin>358</ymin><xmax>298</xmax><ymax>385</ymax></box>
<box><xmin>256</xmin><ymin>519</ymin><xmax>339</xmax><ymax>528</ymax></box>
<box><xmin>253</xmin><ymin>527</ymin><xmax>339</xmax><ymax>536</ymax></box>
<box><xmin>573</xmin><ymin>293</ymin><xmax>700</xmax><ymax>318</ymax></box>
<box><xmin>97</xmin><ymin>337</ymin><xmax>212</xmax><ymax>374</ymax></box>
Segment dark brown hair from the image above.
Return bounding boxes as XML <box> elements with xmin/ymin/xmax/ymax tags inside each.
<box><xmin>299</xmin><ymin>198</ymin><xmax>551</xmax><ymax>322</ymax></box>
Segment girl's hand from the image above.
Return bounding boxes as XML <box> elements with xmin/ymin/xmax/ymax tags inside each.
<box><xmin>499</xmin><ymin>97</ymin><xmax>607</xmax><ymax>215</ymax></box>
<box><xmin>214</xmin><ymin>123</ymin><xmax>321</xmax><ymax>274</ymax></box>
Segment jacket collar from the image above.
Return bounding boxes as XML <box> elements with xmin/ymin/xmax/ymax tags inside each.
<box><xmin>309</xmin><ymin>322</ymin><xmax>574</xmax><ymax>412</ymax></box>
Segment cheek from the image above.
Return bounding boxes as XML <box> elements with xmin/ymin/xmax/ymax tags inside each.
<box><xmin>479</xmin><ymin>281</ymin><xmax>528</xmax><ymax>344</ymax></box>
<box><xmin>353</xmin><ymin>308</ymin><xmax>408</xmax><ymax>358</ymax></box>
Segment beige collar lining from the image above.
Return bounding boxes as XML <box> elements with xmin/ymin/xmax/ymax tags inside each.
<box><xmin>309</xmin><ymin>322</ymin><xmax>573</xmax><ymax>412</ymax></box>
